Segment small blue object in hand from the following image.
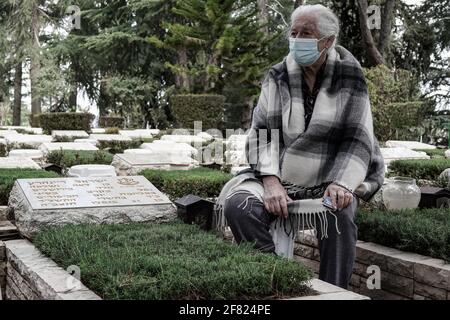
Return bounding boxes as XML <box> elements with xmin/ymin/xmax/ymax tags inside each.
<box><xmin>322</xmin><ymin>196</ymin><xmax>336</xmax><ymax>211</ymax></box>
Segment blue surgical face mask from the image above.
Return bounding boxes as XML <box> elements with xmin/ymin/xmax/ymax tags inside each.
<box><xmin>289</xmin><ymin>37</ymin><xmax>328</xmax><ymax>66</ymax></box>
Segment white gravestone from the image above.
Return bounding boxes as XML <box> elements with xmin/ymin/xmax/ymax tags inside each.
<box><xmin>0</xmin><ymin>157</ymin><xmax>41</xmax><ymax>169</ymax></box>
<box><xmin>111</xmin><ymin>153</ymin><xmax>198</xmax><ymax>175</ymax></box>
<box><xmin>5</xmin><ymin>134</ymin><xmax>52</xmax><ymax>149</ymax></box>
<box><xmin>8</xmin><ymin>176</ymin><xmax>177</xmax><ymax>238</ymax></box>
<box><xmin>161</xmin><ymin>135</ymin><xmax>205</xmax><ymax>144</ymax></box>
<box><xmin>225</xmin><ymin>135</ymin><xmax>248</xmax><ymax>151</ymax></box>
<box><xmin>385</xmin><ymin>140</ymin><xmax>436</xmax><ymax>150</ymax></box>
<box><xmin>89</xmin><ymin>134</ymin><xmax>132</xmax><ymax>142</ymax></box>
<box><xmin>445</xmin><ymin>150</ymin><xmax>450</xmax><ymax>159</ymax></box>
<box><xmin>119</xmin><ymin>130</ymin><xmax>153</xmax><ymax>140</ymax></box>
<box><xmin>0</xmin><ymin>130</ymin><xmax>18</xmax><ymax>138</ymax></box>
<box><xmin>381</xmin><ymin>147</ymin><xmax>430</xmax><ymax>165</ymax></box>
<box><xmin>40</xmin><ymin>142</ymin><xmax>99</xmax><ymax>154</ymax></box>
<box><xmin>124</xmin><ymin>149</ymin><xmax>154</xmax><ymax>155</ymax></box>
<box><xmin>141</xmin><ymin>141</ymin><xmax>198</xmax><ymax>157</ymax></box>
<box><xmin>8</xmin><ymin>149</ymin><xmax>44</xmax><ymax>160</ymax></box>
<box><xmin>74</xmin><ymin>138</ymin><xmax>98</xmax><ymax>146</ymax></box>
<box><xmin>52</xmin><ymin>130</ymin><xmax>89</xmax><ymax>140</ymax></box>
<box><xmin>67</xmin><ymin>165</ymin><xmax>117</xmax><ymax>178</ymax></box>
<box><xmin>91</xmin><ymin>128</ymin><xmax>106</xmax><ymax>134</ymax></box>
<box><xmin>0</xmin><ymin>126</ymin><xmax>42</xmax><ymax>135</ymax></box>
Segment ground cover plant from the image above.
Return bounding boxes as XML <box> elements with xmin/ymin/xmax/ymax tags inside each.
<box><xmin>34</xmin><ymin>222</ymin><xmax>314</xmax><ymax>300</ymax></box>
<box><xmin>140</xmin><ymin>167</ymin><xmax>232</xmax><ymax>200</ymax></box>
<box><xmin>388</xmin><ymin>158</ymin><xmax>450</xmax><ymax>181</ymax></box>
<box><xmin>356</xmin><ymin>208</ymin><xmax>450</xmax><ymax>262</ymax></box>
<box><xmin>46</xmin><ymin>150</ymin><xmax>113</xmax><ymax>169</ymax></box>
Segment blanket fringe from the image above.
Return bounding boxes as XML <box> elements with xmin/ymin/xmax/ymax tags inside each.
<box><xmin>214</xmin><ymin>191</ymin><xmax>341</xmax><ymax>241</ymax></box>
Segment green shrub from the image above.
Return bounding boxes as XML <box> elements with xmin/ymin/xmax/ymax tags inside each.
<box><xmin>46</xmin><ymin>150</ymin><xmax>113</xmax><ymax>169</ymax></box>
<box><xmin>40</xmin><ymin>113</ymin><xmax>95</xmax><ymax>134</ymax></box>
<box><xmin>364</xmin><ymin>65</ymin><xmax>424</xmax><ymax>142</ymax></box>
<box><xmin>34</xmin><ymin>222</ymin><xmax>313</xmax><ymax>299</ymax></box>
<box><xmin>171</xmin><ymin>94</ymin><xmax>225</xmax><ymax>130</ymax></box>
<box><xmin>356</xmin><ymin>209</ymin><xmax>450</xmax><ymax>262</ymax></box>
<box><xmin>104</xmin><ymin>127</ymin><xmax>120</xmax><ymax>134</ymax></box>
<box><xmin>388</xmin><ymin>158</ymin><xmax>450</xmax><ymax>181</ymax></box>
<box><xmin>97</xmin><ymin>140</ymin><xmax>142</xmax><ymax>154</ymax></box>
<box><xmin>99</xmin><ymin>116</ymin><xmax>124</xmax><ymax>128</ymax></box>
<box><xmin>0</xmin><ymin>169</ymin><xmax>60</xmax><ymax>205</ymax></box>
<box><xmin>53</xmin><ymin>135</ymin><xmax>74</xmax><ymax>143</ymax></box>
<box><xmin>140</xmin><ymin>168</ymin><xmax>232</xmax><ymax>200</ymax></box>
<box><xmin>413</xmin><ymin>149</ymin><xmax>447</xmax><ymax>159</ymax></box>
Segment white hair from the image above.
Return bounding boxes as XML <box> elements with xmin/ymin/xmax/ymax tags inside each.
<box><xmin>290</xmin><ymin>4</ymin><xmax>340</xmax><ymax>47</ymax></box>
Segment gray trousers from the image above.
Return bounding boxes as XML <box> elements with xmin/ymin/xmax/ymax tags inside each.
<box><xmin>223</xmin><ymin>193</ymin><xmax>358</xmax><ymax>289</ymax></box>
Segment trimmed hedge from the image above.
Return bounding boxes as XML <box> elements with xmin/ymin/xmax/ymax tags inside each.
<box><xmin>171</xmin><ymin>94</ymin><xmax>225</xmax><ymax>130</ymax></box>
<box><xmin>388</xmin><ymin>158</ymin><xmax>450</xmax><ymax>181</ymax></box>
<box><xmin>104</xmin><ymin>127</ymin><xmax>120</xmax><ymax>134</ymax></box>
<box><xmin>34</xmin><ymin>222</ymin><xmax>313</xmax><ymax>299</ymax></box>
<box><xmin>0</xmin><ymin>169</ymin><xmax>60</xmax><ymax>205</ymax></box>
<box><xmin>40</xmin><ymin>113</ymin><xmax>95</xmax><ymax>134</ymax></box>
<box><xmin>140</xmin><ymin>167</ymin><xmax>232</xmax><ymax>201</ymax></box>
<box><xmin>46</xmin><ymin>150</ymin><xmax>114</xmax><ymax>169</ymax></box>
<box><xmin>356</xmin><ymin>209</ymin><xmax>450</xmax><ymax>262</ymax></box>
<box><xmin>99</xmin><ymin>116</ymin><xmax>124</xmax><ymax>128</ymax></box>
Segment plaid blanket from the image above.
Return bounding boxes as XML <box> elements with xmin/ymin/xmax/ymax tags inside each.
<box><xmin>246</xmin><ymin>45</ymin><xmax>385</xmax><ymax>201</ymax></box>
<box><xmin>215</xmin><ymin>46</ymin><xmax>384</xmax><ymax>239</ymax></box>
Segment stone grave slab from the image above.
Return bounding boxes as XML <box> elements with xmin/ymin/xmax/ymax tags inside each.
<box><xmin>91</xmin><ymin>128</ymin><xmax>106</xmax><ymax>134</ymax></box>
<box><xmin>124</xmin><ymin>149</ymin><xmax>154</xmax><ymax>155</ymax></box>
<box><xmin>140</xmin><ymin>141</ymin><xmax>198</xmax><ymax>157</ymax></box>
<box><xmin>161</xmin><ymin>135</ymin><xmax>205</xmax><ymax>144</ymax></box>
<box><xmin>5</xmin><ymin>134</ymin><xmax>52</xmax><ymax>149</ymax></box>
<box><xmin>225</xmin><ymin>135</ymin><xmax>248</xmax><ymax>151</ymax></box>
<box><xmin>8</xmin><ymin>176</ymin><xmax>177</xmax><ymax>238</ymax></box>
<box><xmin>8</xmin><ymin>150</ymin><xmax>44</xmax><ymax>160</ymax></box>
<box><xmin>51</xmin><ymin>130</ymin><xmax>89</xmax><ymax>140</ymax></box>
<box><xmin>0</xmin><ymin>126</ymin><xmax>42</xmax><ymax>135</ymax></box>
<box><xmin>119</xmin><ymin>130</ymin><xmax>153</xmax><ymax>140</ymax></box>
<box><xmin>89</xmin><ymin>134</ymin><xmax>132</xmax><ymax>142</ymax></box>
<box><xmin>381</xmin><ymin>147</ymin><xmax>430</xmax><ymax>165</ymax></box>
<box><xmin>385</xmin><ymin>141</ymin><xmax>436</xmax><ymax>150</ymax></box>
<box><xmin>74</xmin><ymin>138</ymin><xmax>98</xmax><ymax>145</ymax></box>
<box><xmin>40</xmin><ymin>142</ymin><xmax>99</xmax><ymax>154</ymax></box>
<box><xmin>0</xmin><ymin>130</ymin><xmax>18</xmax><ymax>138</ymax></box>
<box><xmin>67</xmin><ymin>165</ymin><xmax>117</xmax><ymax>178</ymax></box>
<box><xmin>111</xmin><ymin>153</ymin><xmax>198</xmax><ymax>175</ymax></box>
<box><xmin>0</xmin><ymin>157</ymin><xmax>41</xmax><ymax>169</ymax></box>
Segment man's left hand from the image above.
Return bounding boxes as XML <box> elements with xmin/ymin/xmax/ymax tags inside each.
<box><xmin>324</xmin><ymin>183</ymin><xmax>353</xmax><ymax>211</ymax></box>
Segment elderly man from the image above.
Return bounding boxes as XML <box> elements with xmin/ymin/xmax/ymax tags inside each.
<box><xmin>216</xmin><ymin>4</ymin><xmax>385</xmax><ymax>289</ymax></box>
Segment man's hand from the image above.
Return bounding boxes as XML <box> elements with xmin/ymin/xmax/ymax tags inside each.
<box><xmin>262</xmin><ymin>176</ymin><xmax>292</xmax><ymax>218</ymax></box>
<box><xmin>324</xmin><ymin>183</ymin><xmax>353</xmax><ymax>211</ymax></box>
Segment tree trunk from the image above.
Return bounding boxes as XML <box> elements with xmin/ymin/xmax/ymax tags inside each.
<box><xmin>257</xmin><ymin>0</ymin><xmax>269</xmax><ymax>34</ymax></box>
<box><xmin>175</xmin><ymin>48</ymin><xmax>190</xmax><ymax>92</ymax></box>
<box><xmin>30</xmin><ymin>2</ymin><xmax>41</xmax><ymax>126</ymax></box>
<box><xmin>68</xmin><ymin>85</ymin><xmax>77</xmax><ymax>111</ymax></box>
<box><xmin>357</xmin><ymin>0</ymin><xmax>385</xmax><ymax>66</ymax></box>
<box><xmin>13</xmin><ymin>63</ymin><xmax>22</xmax><ymax>126</ymax></box>
<box><xmin>378</xmin><ymin>0</ymin><xmax>396</xmax><ymax>58</ymax></box>
<box><xmin>294</xmin><ymin>0</ymin><xmax>304</xmax><ymax>9</ymax></box>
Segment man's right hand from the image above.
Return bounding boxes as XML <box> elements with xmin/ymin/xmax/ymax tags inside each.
<box><xmin>262</xmin><ymin>176</ymin><xmax>292</xmax><ymax>219</ymax></box>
